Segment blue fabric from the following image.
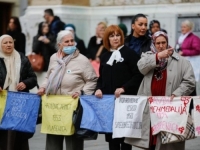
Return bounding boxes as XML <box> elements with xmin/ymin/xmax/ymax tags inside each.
<box><xmin>0</xmin><ymin>91</ymin><xmax>40</xmax><ymax>133</ymax></box>
<box><xmin>80</xmin><ymin>95</ymin><xmax>115</xmax><ymax>133</ymax></box>
<box><xmin>129</xmin><ymin>36</ymin><xmax>144</xmax><ymax>55</ymax></box>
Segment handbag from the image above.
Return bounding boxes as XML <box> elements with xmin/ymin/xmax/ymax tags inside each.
<box><xmin>72</xmin><ymin>100</ymin><xmax>98</xmax><ymax>140</ymax></box>
<box><xmin>28</xmin><ymin>53</ymin><xmax>44</xmax><ymax>72</ymax></box>
<box><xmin>161</xmin><ymin>114</ymin><xmax>196</xmax><ymax>144</ymax></box>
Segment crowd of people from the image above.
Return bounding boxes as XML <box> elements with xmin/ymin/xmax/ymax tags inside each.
<box><xmin>0</xmin><ymin>8</ymin><xmax>200</xmax><ymax>150</ymax></box>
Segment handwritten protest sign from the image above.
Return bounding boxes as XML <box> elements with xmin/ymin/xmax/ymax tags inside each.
<box><xmin>112</xmin><ymin>95</ymin><xmax>147</xmax><ymax>138</ymax></box>
<box><xmin>0</xmin><ymin>90</ymin><xmax>7</xmax><ymax>121</ymax></box>
<box><xmin>149</xmin><ymin>96</ymin><xmax>191</xmax><ymax>135</ymax></box>
<box><xmin>41</xmin><ymin>95</ymin><xmax>78</xmax><ymax>135</ymax></box>
<box><xmin>193</xmin><ymin>96</ymin><xmax>200</xmax><ymax>136</ymax></box>
<box><xmin>0</xmin><ymin>91</ymin><xmax>40</xmax><ymax>133</ymax></box>
<box><xmin>80</xmin><ymin>95</ymin><xmax>115</xmax><ymax>132</ymax></box>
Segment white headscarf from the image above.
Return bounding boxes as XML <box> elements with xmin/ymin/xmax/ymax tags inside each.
<box><xmin>0</xmin><ymin>35</ymin><xmax>21</xmax><ymax>91</ymax></box>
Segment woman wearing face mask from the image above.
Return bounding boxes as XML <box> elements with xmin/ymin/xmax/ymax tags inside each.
<box><xmin>32</xmin><ymin>22</ymin><xmax>56</xmax><ymax>71</ymax></box>
<box><xmin>37</xmin><ymin>30</ymin><xmax>97</xmax><ymax>150</ymax></box>
<box><xmin>95</xmin><ymin>25</ymin><xmax>143</xmax><ymax>150</ymax></box>
<box><xmin>129</xmin><ymin>31</ymin><xmax>195</xmax><ymax>150</ymax></box>
<box><xmin>125</xmin><ymin>14</ymin><xmax>151</xmax><ymax>57</ymax></box>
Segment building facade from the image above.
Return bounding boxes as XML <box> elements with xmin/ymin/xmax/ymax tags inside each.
<box><xmin>19</xmin><ymin>0</ymin><xmax>200</xmax><ymax>54</ymax></box>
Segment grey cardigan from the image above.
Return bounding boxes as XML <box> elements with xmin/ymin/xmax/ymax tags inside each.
<box><xmin>125</xmin><ymin>51</ymin><xmax>195</xmax><ymax>150</ymax></box>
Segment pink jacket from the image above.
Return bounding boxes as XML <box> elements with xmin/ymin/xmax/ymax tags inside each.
<box><xmin>181</xmin><ymin>33</ymin><xmax>200</xmax><ymax>56</ymax></box>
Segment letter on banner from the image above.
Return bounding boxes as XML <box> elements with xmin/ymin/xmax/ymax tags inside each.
<box><xmin>193</xmin><ymin>96</ymin><xmax>200</xmax><ymax>136</ymax></box>
<box><xmin>0</xmin><ymin>91</ymin><xmax>40</xmax><ymax>133</ymax></box>
<box><xmin>149</xmin><ymin>96</ymin><xmax>191</xmax><ymax>135</ymax></box>
<box><xmin>112</xmin><ymin>95</ymin><xmax>147</xmax><ymax>138</ymax></box>
<box><xmin>80</xmin><ymin>95</ymin><xmax>115</xmax><ymax>132</ymax></box>
<box><xmin>41</xmin><ymin>95</ymin><xmax>78</xmax><ymax>135</ymax></box>
<box><xmin>0</xmin><ymin>90</ymin><xmax>7</xmax><ymax>121</ymax></box>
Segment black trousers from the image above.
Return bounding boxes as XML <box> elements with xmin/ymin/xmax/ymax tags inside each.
<box><xmin>108</xmin><ymin>137</ymin><xmax>132</xmax><ymax>150</ymax></box>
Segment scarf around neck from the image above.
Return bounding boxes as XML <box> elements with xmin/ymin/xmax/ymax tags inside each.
<box><xmin>0</xmin><ymin>35</ymin><xmax>21</xmax><ymax>91</ymax></box>
<box><xmin>178</xmin><ymin>32</ymin><xmax>191</xmax><ymax>45</ymax></box>
<box><xmin>106</xmin><ymin>45</ymin><xmax>124</xmax><ymax>66</ymax></box>
<box><xmin>45</xmin><ymin>50</ymin><xmax>75</xmax><ymax>95</ymax></box>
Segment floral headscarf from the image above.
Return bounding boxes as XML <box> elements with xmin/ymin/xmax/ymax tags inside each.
<box><xmin>150</xmin><ymin>31</ymin><xmax>170</xmax><ymax>68</ymax></box>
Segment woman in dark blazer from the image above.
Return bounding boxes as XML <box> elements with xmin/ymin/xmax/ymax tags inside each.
<box><xmin>95</xmin><ymin>25</ymin><xmax>143</xmax><ymax>150</ymax></box>
<box><xmin>125</xmin><ymin>14</ymin><xmax>151</xmax><ymax>57</ymax></box>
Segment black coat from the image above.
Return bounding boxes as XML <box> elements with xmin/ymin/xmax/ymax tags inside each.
<box><xmin>0</xmin><ymin>52</ymin><xmax>37</xmax><ymax>92</ymax></box>
<box><xmin>87</xmin><ymin>36</ymin><xmax>106</xmax><ymax>60</ymax></box>
<box><xmin>124</xmin><ymin>34</ymin><xmax>151</xmax><ymax>57</ymax></box>
<box><xmin>32</xmin><ymin>34</ymin><xmax>56</xmax><ymax>71</ymax></box>
<box><xmin>49</xmin><ymin>16</ymin><xmax>65</xmax><ymax>36</ymax></box>
<box><xmin>76</xmin><ymin>37</ymin><xmax>87</xmax><ymax>56</ymax></box>
<box><xmin>7</xmin><ymin>30</ymin><xmax>26</xmax><ymax>55</ymax></box>
<box><xmin>96</xmin><ymin>46</ymin><xmax>143</xmax><ymax>95</ymax></box>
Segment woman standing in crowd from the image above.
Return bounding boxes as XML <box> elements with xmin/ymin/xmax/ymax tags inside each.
<box><xmin>178</xmin><ymin>20</ymin><xmax>200</xmax><ymax>56</ymax></box>
<box><xmin>0</xmin><ymin>35</ymin><xmax>37</xmax><ymax>150</ymax></box>
<box><xmin>65</xmin><ymin>23</ymin><xmax>87</xmax><ymax>56</ymax></box>
<box><xmin>125</xmin><ymin>14</ymin><xmax>151</xmax><ymax>57</ymax></box>
<box><xmin>37</xmin><ymin>30</ymin><xmax>97</xmax><ymax>150</ymax></box>
<box><xmin>133</xmin><ymin>31</ymin><xmax>195</xmax><ymax>150</ymax></box>
<box><xmin>95</xmin><ymin>25</ymin><xmax>143</xmax><ymax>150</ymax></box>
<box><xmin>146</xmin><ymin>20</ymin><xmax>161</xmax><ymax>38</ymax></box>
<box><xmin>7</xmin><ymin>16</ymin><xmax>26</xmax><ymax>55</ymax></box>
<box><xmin>177</xmin><ymin>20</ymin><xmax>200</xmax><ymax>95</ymax></box>
<box><xmin>32</xmin><ymin>22</ymin><xmax>56</xmax><ymax>71</ymax></box>
<box><xmin>87</xmin><ymin>22</ymin><xmax>107</xmax><ymax>61</ymax></box>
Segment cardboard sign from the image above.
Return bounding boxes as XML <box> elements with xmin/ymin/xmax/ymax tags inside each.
<box><xmin>80</xmin><ymin>95</ymin><xmax>115</xmax><ymax>132</ymax></box>
<box><xmin>149</xmin><ymin>96</ymin><xmax>191</xmax><ymax>135</ymax></box>
<box><xmin>0</xmin><ymin>91</ymin><xmax>40</xmax><ymax>133</ymax></box>
<box><xmin>41</xmin><ymin>95</ymin><xmax>78</xmax><ymax>135</ymax></box>
<box><xmin>112</xmin><ymin>95</ymin><xmax>147</xmax><ymax>138</ymax></box>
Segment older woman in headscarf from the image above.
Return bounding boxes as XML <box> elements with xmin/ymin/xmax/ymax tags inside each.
<box><xmin>0</xmin><ymin>35</ymin><xmax>37</xmax><ymax>150</ymax></box>
<box><xmin>131</xmin><ymin>31</ymin><xmax>195</xmax><ymax>150</ymax></box>
<box><xmin>37</xmin><ymin>30</ymin><xmax>97</xmax><ymax>150</ymax></box>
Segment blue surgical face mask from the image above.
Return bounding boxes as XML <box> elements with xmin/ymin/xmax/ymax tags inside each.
<box><xmin>62</xmin><ymin>46</ymin><xmax>76</xmax><ymax>54</ymax></box>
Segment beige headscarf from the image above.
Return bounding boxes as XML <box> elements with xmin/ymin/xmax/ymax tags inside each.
<box><xmin>0</xmin><ymin>35</ymin><xmax>21</xmax><ymax>91</ymax></box>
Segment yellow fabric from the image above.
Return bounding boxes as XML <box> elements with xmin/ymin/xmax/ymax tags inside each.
<box><xmin>0</xmin><ymin>90</ymin><xmax>7</xmax><ymax>121</ymax></box>
<box><xmin>41</xmin><ymin>95</ymin><xmax>78</xmax><ymax>135</ymax></box>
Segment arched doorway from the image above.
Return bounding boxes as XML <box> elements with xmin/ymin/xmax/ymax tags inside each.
<box><xmin>0</xmin><ymin>2</ymin><xmax>12</xmax><ymax>36</ymax></box>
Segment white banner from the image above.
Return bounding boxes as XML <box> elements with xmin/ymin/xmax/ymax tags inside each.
<box><xmin>112</xmin><ymin>95</ymin><xmax>147</xmax><ymax>138</ymax></box>
<box><xmin>193</xmin><ymin>96</ymin><xmax>200</xmax><ymax>136</ymax></box>
<box><xmin>185</xmin><ymin>55</ymin><xmax>200</xmax><ymax>81</ymax></box>
<box><xmin>149</xmin><ymin>96</ymin><xmax>191</xmax><ymax>135</ymax></box>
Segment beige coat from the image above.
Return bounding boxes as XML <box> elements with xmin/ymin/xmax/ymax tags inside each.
<box><xmin>41</xmin><ymin>50</ymin><xmax>97</xmax><ymax>95</ymax></box>
<box><xmin>125</xmin><ymin>51</ymin><xmax>195</xmax><ymax>150</ymax></box>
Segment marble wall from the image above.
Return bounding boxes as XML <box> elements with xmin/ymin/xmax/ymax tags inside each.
<box><xmin>21</xmin><ymin>3</ymin><xmax>200</xmax><ymax>55</ymax></box>
<box><xmin>89</xmin><ymin>0</ymin><xmax>200</xmax><ymax>6</ymax></box>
